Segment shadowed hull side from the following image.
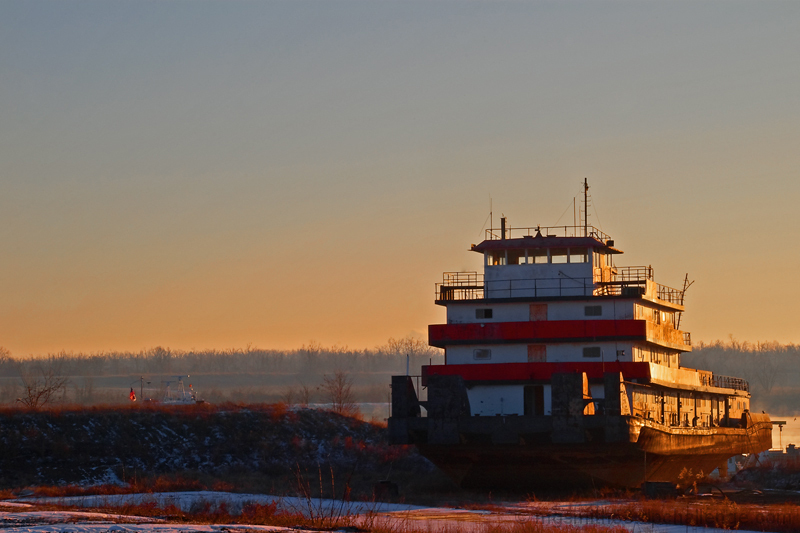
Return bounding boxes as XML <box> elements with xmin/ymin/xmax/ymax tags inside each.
<box><xmin>412</xmin><ymin>415</ymin><xmax>772</xmax><ymax>489</ymax></box>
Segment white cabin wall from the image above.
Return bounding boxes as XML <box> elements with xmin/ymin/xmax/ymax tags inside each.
<box><xmin>547</xmin><ymin>301</ymin><xmax>635</xmax><ymax>320</ymax></box>
<box><xmin>589</xmin><ymin>384</ymin><xmax>605</xmax><ymax>400</ymax></box>
<box><xmin>544</xmin><ymin>384</ymin><xmax>552</xmax><ymax>414</ymax></box>
<box><xmin>446</xmin><ymin>345</ymin><xmax>528</xmax><ymax>365</ymax></box>
<box><xmin>447</xmin><ymin>303</ymin><xmax>530</xmax><ymax>324</ymax></box>
<box><xmin>446</xmin><ymin>300</ymin><xmax>637</xmax><ymax>324</ymax></box>
<box><xmin>485</xmin><ymin>263</ymin><xmax>594</xmax><ymax>298</ymax></box>
<box><xmin>546</xmin><ymin>342</ymin><xmax>634</xmax><ymax>363</ymax></box>
<box><xmin>468</xmin><ymin>385</ymin><xmax>526</xmax><ymax>416</ymax></box>
<box><xmin>446</xmin><ymin>342</ymin><xmax>636</xmax><ymax>364</ymax></box>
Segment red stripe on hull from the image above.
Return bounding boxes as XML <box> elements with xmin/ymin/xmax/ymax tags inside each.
<box><xmin>422</xmin><ymin>361</ymin><xmax>652</xmax><ymax>385</ymax></box>
<box><xmin>429</xmin><ymin>319</ymin><xmax>646</xmax><ymax>347</ymax></box>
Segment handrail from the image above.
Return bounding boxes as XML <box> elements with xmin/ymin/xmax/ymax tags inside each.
<box><xmin>437</xmin><ymin>272</ymin><xmax>485</xmax><ymax>301</ymax></box>
<box><xmin>700</xmin><ymin>373</ymin><xmax>749</xmax><ymax>392</ymax></box>
<box><xmin>436</xmin><ymin>270</ymin><xmax>685</xmax><ymax>306</ymax></box>
<box><xmin>614</xmin><ymin>266</ymin><xmax>654</xmax><ymax>282</ymax></box>
<box><xmin>437</xmin><ymin>275</ymin><xmax>595</xmax><ymax>300</ymax></box>
<box><xmin>657</xmin><ymin>283</ymin><xmax>685</xmax><ymax>305</ymax></box>
<box><xmin>442</xmin><ymin>271</ymin><xmax>482</xmax><ymax>284</ymax></box>
<box><xmin>485</xmin><ymin>225</ymin><xmax>611</xmax><ymax>242</ymax></box>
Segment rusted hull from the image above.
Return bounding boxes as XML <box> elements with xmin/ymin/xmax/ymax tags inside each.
<box><xmin>411</xmin><ymin>415</ymin><xmax>772</xmax><ymax>489</ymax></box>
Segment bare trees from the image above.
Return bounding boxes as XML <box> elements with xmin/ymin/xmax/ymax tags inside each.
<box><xmin>749</xmin><ymin>342</ymin><xmax>784</xmax><ymax>395</ymax></box>
<box><xmin>685</xmin><ymin>339</ymin><xmax>791</xmax><ymax>398</ymax></box>
<box><xmin>18</xmin><ymin>361</ymin><xmax>68</xmax><ymax>408</ymax></box>
<box><xmin>383</xmin><ymin>336</ymin><xmax>443</xmax><ymax>373</ymax></box>
<box><xmin>284</xmin><ymin>381</ymin><xmax>314</xmax><ymax>407</ymax></box>
<box><xmin>321</xmin><ymin>370</ymin><xmax>358</xmax><ymax>417</ymax></box>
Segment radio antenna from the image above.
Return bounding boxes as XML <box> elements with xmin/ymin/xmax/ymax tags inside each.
<box><xmin>583</xmin><ymin>178</ymin><xmax>589</xmax><ymax>237</ymax></box>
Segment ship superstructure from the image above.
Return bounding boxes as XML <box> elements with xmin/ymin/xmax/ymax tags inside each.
<box><xmin>389</xmin><ymin>183</ymin><xmax>771</xmax><ymax>489</ymax></box>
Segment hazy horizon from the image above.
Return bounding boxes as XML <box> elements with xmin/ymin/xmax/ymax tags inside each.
<box><xmin>3</xmin><ymin>1</ymin><xmax>800</xmax><ymax>356</ymax></box>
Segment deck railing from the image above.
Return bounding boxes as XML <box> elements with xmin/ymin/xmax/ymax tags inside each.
<box><xmin>598</xmin><ymin>266</ymin><xmax>685</xmax><ymax>306</ymax></box>
<box><xmin>702</xmin><ymin>374</ymin><xmax>749</xmax><ymax>392</ymax></box>
<box><xmin>437</xmin><ymin>272</ymin><xmax>485</xmax><ymax>301</ymax></box>
<box><xmin>436</xmin><ymin>270</ymin><xmax>685</xmax><ymax>306</ymax></box>
<box><xmin>485</xmin><ymin>224</ymin><xmax>611</xmax><ymax>242</ymax></box>
<box><xmin>437</xmin><ymin>273</ymin><xmax>601</xmax><ymax>301</ymax></box>
<box><xmin>657</xmin><ymin>283</ymin><xmax>686</xmax><ymax>305</ymax></box>
<box><xmin>614</xmin><ymin>266</ymin><xmax>654</xmax><ymax>282</ymax></box>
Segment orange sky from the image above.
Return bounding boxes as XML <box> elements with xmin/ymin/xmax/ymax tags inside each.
<box><xmin>2</xmin><ymin>2</ymin><xmax>800</xmax><ymax>356</ymax></box>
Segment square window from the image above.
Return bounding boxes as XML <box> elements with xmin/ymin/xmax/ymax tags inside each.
<box><xmin>476</xmin><ymin>308</ymin><xmax>493</xmax><ymax>319</ymax></box>
<box><xmin>473</xmin><ymin>349</ymin><xmax>492</xmax><ymax>360</ymax></box>
<box><xmin>584</xmin><ymin>305</ymin><xmax>602</xmax><ymax>316</ymax></box>
<box><xmin>583</xmin><ymin>346</ymin><xmax>602</xmax><ymax>358</ymax></box>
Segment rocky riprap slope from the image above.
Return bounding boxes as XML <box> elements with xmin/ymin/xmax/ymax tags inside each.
<box><xmin>732</xmin><ymin>463</ymin><xmax>800</xmax><ymax>491</ymax></box>
<box><xmin>0</xmin><ymin>404</ymin><xmax>427</xmax><ymax>489</ymax></box>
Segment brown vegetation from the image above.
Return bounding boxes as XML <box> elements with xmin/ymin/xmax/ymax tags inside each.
<box><xmin>25</xmin><ymin>473</ymin><xmax>207</xmax><ymax>498</ymax></box>
<box><xmin>16</xmin><ymin>361</ymin><xmax>68</xmax><ymax>408</ymax></box>
<box><xmin>321</xmin><ymin>370</ymin><xmax>359</xmax><ymax>417</ymax></box>
<box><xmin>51</xmin><ymin>496</ymin><xmax>628</xmax><ymax>533</ymax></box>
<box><xmin>579</xmin><ymin>498</ymin><xmax>800</xmax><ymax>533</ymax></box>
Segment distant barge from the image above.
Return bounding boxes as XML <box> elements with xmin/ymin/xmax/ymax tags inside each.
<box><xmin>389</xmin><ymin>182</ymin><xmax>771</xmax><ymax>489</ymax></box>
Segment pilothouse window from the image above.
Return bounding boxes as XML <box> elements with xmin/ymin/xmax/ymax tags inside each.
<box><xmin>530</xmin><ymin>249</ymin><xmax>547</xmax><ymax>264</ymax></box>
<box><xmin>550</xmin><ymin>248</ymin><xmax>568</xmax><ymax>264</ymax></box>
<box><xmin>487</xmin><ymin>251</ymin><xmax>506</xmax><ymax>266</ymax></box>
<box><xmin>507</xmin><ymin>250</ymin><xmax>524</xmax><ymax>265</ymax></box>
<box><xmin>570</xmin><ymin>247</ymin><xmax>588</xmax><ymax>263</ymax></box>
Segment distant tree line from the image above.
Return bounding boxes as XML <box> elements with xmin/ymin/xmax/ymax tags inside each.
<box><xmin>0</xmin><ymin>337</ymin><xmax>441</xmax><ymax>378</ymax></box>
<box><xmin>5</xmin><ymin>336</ymin><xmax>797</xmax><ymax>414</ymax></box>
<box><xmin>0</xmin><ymin>337</ymin><xmax>443</xmax><ymax>408</ymax></box>
<box><xmin>684</xmin><ymin>338</ymin><xmax>800</xmax><ymax>414</ymax></box>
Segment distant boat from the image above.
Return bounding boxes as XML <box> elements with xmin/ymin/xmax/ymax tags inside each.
<box><xmin>161</xmin><ymin>376</ymin><xmax>203</xmax><ymax>405</ymax></box>
<box><xmin>130</xmin><ymin>375</ymin><xmax>204</xmax><ymax>405</ymax></box>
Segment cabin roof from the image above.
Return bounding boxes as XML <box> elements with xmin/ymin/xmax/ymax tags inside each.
<box><xmin>470</xmin><ymin>235</ymin><xmax>623</xmax><ymax>254</ymax></box>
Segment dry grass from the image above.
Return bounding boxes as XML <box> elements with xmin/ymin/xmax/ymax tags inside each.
<box><xmin>580</xmin><ymin>498</ymin><xmax>800</xmax><ymax>533</ymax></box>
<box><xmin>26</xmin><ymin>474</ymin><xmax>208</xmax><ymax>498</ymax></box>
<box><xmin>481</xmin><ymin>525</ymin><xmax>626</xmax><ymax>533</ymax></box>
<box><xmin>57</xmin><ymin>497</ymin><xmax>628</xmax><ymax>533</ymax></box>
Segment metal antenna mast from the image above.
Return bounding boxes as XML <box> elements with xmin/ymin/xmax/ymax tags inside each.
<box><xmin>583</xmin><ymin>178</ymin><xmax>589</xmax><ymax>237</ymax></box>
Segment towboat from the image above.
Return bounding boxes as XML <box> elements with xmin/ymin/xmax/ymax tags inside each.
<box><xmin>389</xmin><ymin>181</ymin><xmax>771</xmax><ymax>489</ymax></box>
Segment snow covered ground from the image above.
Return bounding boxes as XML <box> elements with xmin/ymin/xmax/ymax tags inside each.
<box><xmin>3</xmin><ymin>492</ymin><xmax>769</xmax><ymax>533</ymax></box>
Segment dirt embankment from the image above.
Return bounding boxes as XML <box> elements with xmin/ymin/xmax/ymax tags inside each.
<box><xmin>0</xmin><ymin>405</ymin><xmax>438</xmax><ymax>495</ymax></box>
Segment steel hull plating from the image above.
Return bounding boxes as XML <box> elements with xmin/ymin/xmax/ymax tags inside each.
<box><xmin>395</xmin><ymin>413</ymin><xmax>772</xmax><ymax>489</ymax></box>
